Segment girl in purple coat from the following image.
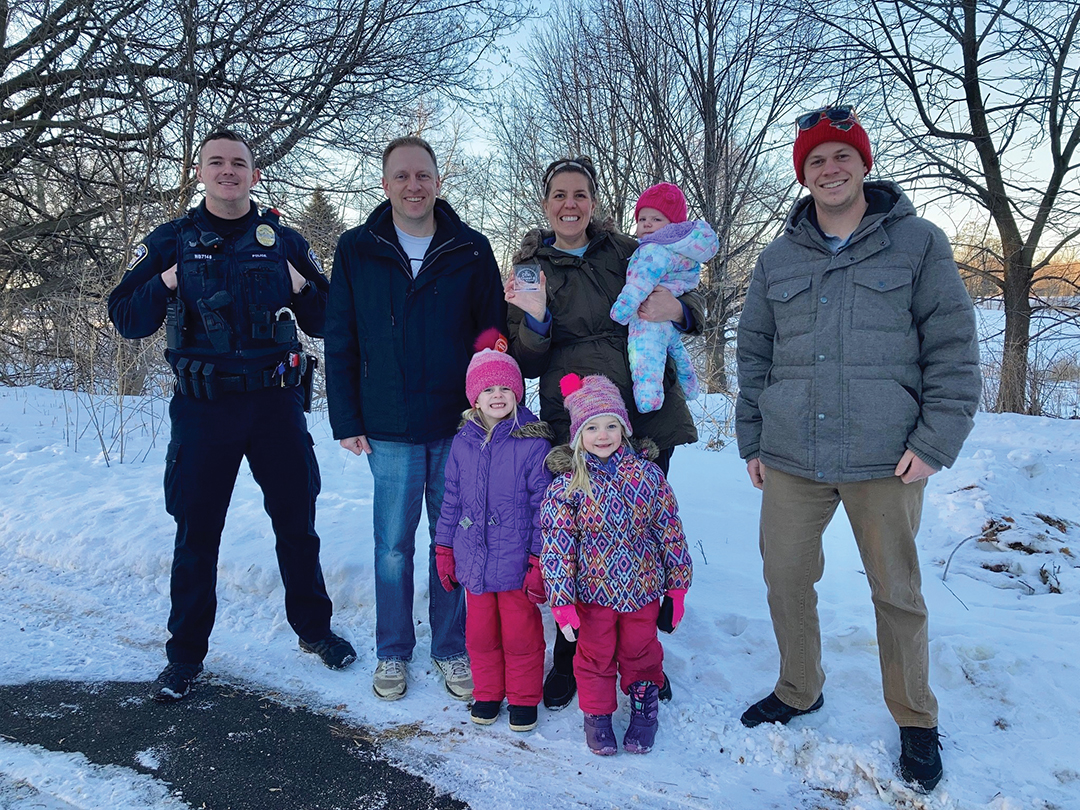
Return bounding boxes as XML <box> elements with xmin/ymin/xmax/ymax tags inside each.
<box><xmin>435</xmin><ymin>329</ymin><xmax>554</xmax><ymax>731</ymax></box>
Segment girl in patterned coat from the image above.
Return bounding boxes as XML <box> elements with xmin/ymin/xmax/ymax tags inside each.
<box><xmin>540</xmin><ymin>373</ymin><xmax>692</xmax><ymax>755</ymax></box>
<box><xmin>434</xmin><ymin>329</ymin><xmax>554</xmax><ymax>732</ymax></box>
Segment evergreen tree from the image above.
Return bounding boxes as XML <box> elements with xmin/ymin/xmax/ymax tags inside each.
<box><xmin>295</xmin><ymin>187</ymin><xmax>346</xmax><ymax>276</ymax></box>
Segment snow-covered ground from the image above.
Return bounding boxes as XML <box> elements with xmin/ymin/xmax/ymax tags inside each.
<box><xmin>1</xmin><ymin>385</ymin><xmax>1078</xmax><ymax>810</ymax></box>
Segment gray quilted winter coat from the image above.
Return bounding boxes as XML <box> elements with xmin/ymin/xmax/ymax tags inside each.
<box><xmin>735</xmin><ymin>182</ymin><xmax>981</xmax><ymax>483</ymax></box>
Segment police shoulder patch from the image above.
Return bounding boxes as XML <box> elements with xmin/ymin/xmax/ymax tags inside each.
<box><xmin>307</xmin><ymin>247</ymin><xmax>323</xmax><ymax>273</ymax></box>
<box><xmin>127</xmin><ymin>243</ymin><xmax>149</xmax><ymax>270</ymax></box>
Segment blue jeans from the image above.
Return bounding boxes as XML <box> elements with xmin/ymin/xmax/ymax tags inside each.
<box><xmin>366</xmin><ymin>437</ymin><xmax>465</xmax><ymax>662</ymax></box>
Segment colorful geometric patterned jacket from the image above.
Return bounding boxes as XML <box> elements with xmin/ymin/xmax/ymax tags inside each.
<box><xmin>540</xmin><ymin>442</ymin><xmax>692</xmax><ymax>612</ymax></box>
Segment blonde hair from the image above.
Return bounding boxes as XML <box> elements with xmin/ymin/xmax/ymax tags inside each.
<box><xmin>461</xmin><ymin>401</ymin><xmax>520</xmax><ymax>444</ymax></box>
<box><xmin>564</xmin><ymin>423</ymin><xmax>628</xmax><ymax>499</ymax></box>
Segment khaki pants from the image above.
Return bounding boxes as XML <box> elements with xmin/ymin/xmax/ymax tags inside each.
<box><xmin>759</xmin><ymin>465</ymin><xmax>938</xmax><ymax>728</ymax></box>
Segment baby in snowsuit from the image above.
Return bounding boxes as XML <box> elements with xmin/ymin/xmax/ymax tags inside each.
<box><xmin>609</xmin><ymin>183</ymin><xmax>719</xmax><ymax>413</ymax></box>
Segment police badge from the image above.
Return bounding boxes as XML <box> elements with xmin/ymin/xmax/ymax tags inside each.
<box><xmin>256</xmin><ymin>224</ymin><xmax>277</xmax><ymax>247</ymax></box>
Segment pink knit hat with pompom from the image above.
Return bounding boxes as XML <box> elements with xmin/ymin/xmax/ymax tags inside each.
<box><xmin>466</xmin><ymin>328</ymin><xmax>524</xmax><ymax>405</ymax></box>
<box><xmin>561</xmin><ymin>373</ymin><xmax>633</xmax><ymax>445</ymax></box>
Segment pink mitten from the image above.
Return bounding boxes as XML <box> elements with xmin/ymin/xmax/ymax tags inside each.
<box><xmin>435</xmin><ymin>545</ymin><xmax>458</xmax><ymax>592</ymax></box>
<box><xmin>667</xmin><ymin>589</ymin><xmax>687</xmax><ymax>631</ymax></box>
<box><xmin>551</xmin><ymin>604</ymin><xmax>580</xmax><ymax>642</ymax></box>
<box><xmin>523</xmin><ymin>555</ymin><xmax>547</xmax><ymax>604</ymax></box>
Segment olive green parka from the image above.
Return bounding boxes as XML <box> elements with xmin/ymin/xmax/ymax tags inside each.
<box><xmin>507</xmin><ymin>221</ymin><xmax>704</xmax><ymax>450</ymax></box>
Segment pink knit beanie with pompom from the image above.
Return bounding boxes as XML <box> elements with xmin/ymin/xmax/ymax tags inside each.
<box><xmin>561</xmin><ymin>373</ymin><xmax>633</xmax><ymax>445</ymax></box>
<box><xmin>465</xmin><ymin>328</ymin><xmax>524</xmax><ymax>405</ymax></box>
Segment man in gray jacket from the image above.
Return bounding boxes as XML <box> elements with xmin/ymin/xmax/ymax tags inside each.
<box><xmin>735</xmin><ymin>106</ymin><xmax>981</xmax><ymax>793</ymax></box>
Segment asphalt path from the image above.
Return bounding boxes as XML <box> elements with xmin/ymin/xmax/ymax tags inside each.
<box><xmin>0</xmin><ymin>678</ymin><xmax>469</xmax><ymax>810</ymax></box>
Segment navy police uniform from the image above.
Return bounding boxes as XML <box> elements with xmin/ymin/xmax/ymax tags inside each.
<box><xmin>109</xmin><ymin>200</ymin><xmax>334</xmax><ymax>665</ymax></box>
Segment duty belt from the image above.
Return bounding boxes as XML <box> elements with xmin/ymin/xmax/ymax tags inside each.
<box><xmin>172</xmin><ymin>353</ymin><xmax>309</xmax><ymax>400</ymax></box>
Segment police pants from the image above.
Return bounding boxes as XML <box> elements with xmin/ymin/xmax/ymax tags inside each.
<box><xmin>163</xmin><ymin>386</ymin><xmax>333</xmax><ymax>664</ymax></box>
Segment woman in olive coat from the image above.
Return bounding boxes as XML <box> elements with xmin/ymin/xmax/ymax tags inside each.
<box><xmin>504</xmin><ymin>156</ymin><xmax>704</xmax><ymax>708</ymax></box>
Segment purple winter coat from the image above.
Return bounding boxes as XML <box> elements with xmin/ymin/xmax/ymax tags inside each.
<box><xmin>434</xmin><ymin>406</ymin><xmax>554</xmax><ymax>594</ymax></box>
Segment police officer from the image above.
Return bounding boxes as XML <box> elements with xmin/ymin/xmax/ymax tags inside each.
<box><xmin>109</xmin><ymin>129</ymin><xmax>355</xmax><ymax>703</ymax></box>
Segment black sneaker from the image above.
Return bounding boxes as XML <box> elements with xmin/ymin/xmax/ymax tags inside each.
<box><xmin>470</xmin><ymin>700</ymin><xmax>501</xmax><ymax>725</ymax></box>
<box><xmin>153</xmin><ymin>662</ymin><xmax>204</xmax><ymax>703</ymax></box>
<box><xmin>299</xmin><ymin>632</ymin><xmax>356</xmax><ymax>670</ymax></box>
<box><xmin>508</xmin><ymin>704</ymin><xmax>538</xmax><ymax>732</ymax></box>
<box><xmin>740</xmin><ymin>691</ymin><xmax>824</xmax><ymax>728</ymax></box>
<box><xmin>658</xmin><ymin>672</ymin><xmax>673</xmax><ymax>702</ymax></box>
<box><xmin>542</xmin><ymin>667</ymin><xmax>576</xmax><ymax>710</ymax></box>
<box><xmin>898</xmin><ymin>726</ymin><xmax>943</xmax><ymax>792</ymax></box>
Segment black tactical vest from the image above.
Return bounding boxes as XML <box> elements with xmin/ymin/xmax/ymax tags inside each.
<box><xmin>168</xmin><ymin>208</ymin><xmax>299</xmax><ymax>362</ymax></box>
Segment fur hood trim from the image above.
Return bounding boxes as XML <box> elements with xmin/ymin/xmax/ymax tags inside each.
<box><xmin>544</xmin><ymin>436</ymin><xmax>660</xmax><ymax>474</ymax></box>
<box><xmin>456</xmin><ymin>415</ymin><xmax>554</xmax><ymax>442</ymax></box>
<box><xmin>513</xmin><ymin>420</ymin><xmax>555</xmax><ymax>441</ymax></box>
<box><xmin>512</xmin><ymin>217</ymin><xmax>621</xmax><ymax>263</ymax></box>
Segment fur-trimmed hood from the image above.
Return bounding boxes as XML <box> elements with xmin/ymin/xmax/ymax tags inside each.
<box><xmin>544</xmin><ymin>436</ymin><xmax>660</xmax><ymax>474</ymax></box>
<box><xmin>456</xmin><ymin>413</ymin><xmax>554</xmax><ymax>442</ymax></box>
<box><xmin>512</xmin><ymin>217</ymin><xmax>621</xmax><ymax>264</ymax></box>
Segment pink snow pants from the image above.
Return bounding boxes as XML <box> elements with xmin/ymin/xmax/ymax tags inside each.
<box><xmin>575</xmin><ymin>600</ymin><xmax>664</xmax><ymax>715</ymax></box>
<box><xmin>465</xmin><ymin>589</ymin><xmax>545</xmax><ymax>706</ymax></box>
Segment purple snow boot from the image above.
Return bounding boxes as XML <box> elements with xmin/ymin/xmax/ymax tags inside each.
<box><xmin>623</xmin><ymin>681</ymin><xmax>659</xmax><ymax>753</ymax></box>
<box><xmin>584</xmin><ymin>713</ymin><xmax>618</xmax><ymax>756</ymax></box>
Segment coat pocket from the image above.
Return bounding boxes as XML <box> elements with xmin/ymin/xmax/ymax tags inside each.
<box><xmin>766</xmin><ymin>275</ymin><xmax>814</xmax><ymax>337</ymax></box>
<box><xmin>851</xmin><ymin>270</ymin><xmax>912</xmax><ymax>332</ymax></box>
<box><xmin>757</xmin><ymin>378</ymin><xmax>811</xmax><ymax>468</ymax></box>
<box><xmin>843</xmin><ymin>379</ymin><xmax>919</xmax><ymax>469</ymax></box>
<box><xmin>163</xmin><ymin>441</ymin><xmax>182</xmax><ymax>517</ymax></box>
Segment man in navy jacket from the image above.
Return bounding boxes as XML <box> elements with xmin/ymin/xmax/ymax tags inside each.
<box><xmin>325</xmin><ymin>136</ymin><xmax>505</xmax><ymax>701</ymax></box>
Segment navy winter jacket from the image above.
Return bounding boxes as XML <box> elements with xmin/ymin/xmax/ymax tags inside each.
<box><xmin>434</xmin><ymin>407</ymin><xmax>553</xmax><ymax>595</ymax></box>
<box><xmin>325</xmin><ymin>199</ymin><xmax>506</xmax><ymax>444</ymax></box>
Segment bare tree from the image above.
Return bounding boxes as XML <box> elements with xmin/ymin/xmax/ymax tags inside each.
<box><xmin>602</xmin><ymin>0</ymin><xmax>834</xmax><ymax>390</ymax></box>
<box><xmin>1</xmin><ymin>0</ymin><xmax>526</xmax><ymax>392</ymax></box>
<box><xmin>803</xmin><ymin>0</ymin><xmax>1080</xmax><ymax>414</ymax></box>
<box><xmin>953</xmin><ymin>221</ymin><xmax>1006</xmax><ymax>302</ymax></box>
<box><xmin>491</xmin><ymin>0</ymin><xmax>832</xmax><ymax>390</ymax></box>
<box><xmin>510</xmin><ymin>1</ymin><xmax>651</xmax><ymax>227</ymax></box>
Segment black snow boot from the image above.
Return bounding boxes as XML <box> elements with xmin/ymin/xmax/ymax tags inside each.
<box><xmin>898</xmin><ymin>726</ymin><xmax>943</xmax><ymax>792</ymax></box>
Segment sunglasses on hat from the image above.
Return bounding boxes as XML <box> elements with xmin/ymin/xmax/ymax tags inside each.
<box><xmin>796</xmin><ymin>105</ymin><xmax>860</xmax><ymax>132</ymax></box>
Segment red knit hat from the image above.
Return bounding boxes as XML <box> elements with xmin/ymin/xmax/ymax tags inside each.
<box><xmin>561</xmin><ymin>373</ymin><xmax>633</xmax><ymax>445</ymax></box>
<box><xmin>634</xmin><ymin>183</ymin><xmax>688</xmax><ymax>225</ymax></box>
<box><xmin>466</xmin><ymin>328</ymin><xmax>524</xmax><ymax>405</ymax></box>
<box><xmin>793</xmin><ymin>107</ymin><xmax>873</xmax><ymax>185</ymax></box>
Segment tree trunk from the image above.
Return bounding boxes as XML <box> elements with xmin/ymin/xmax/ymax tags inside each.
<box><xmin>994</xmin><ymin>260</ymin><xmax>1032</xmax><ymax>413</ymax></box>
<box><xmin>704</xmin><ymin>329</ymin><xmax>729</xmax><ymax>393</ymax></box>
<box><xmin>116</xmin><ymin>339</ymin><xmax>148</xmax><ymax>397</ymax></box>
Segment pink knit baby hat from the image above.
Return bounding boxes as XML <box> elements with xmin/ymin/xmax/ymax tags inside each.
<box><xmin>561</xmin><ymin>373</ymin><xmax>633</xmax><ymax>445</ymax></box>
<box><xmin>466</xmin><ymin>328</ymin><xmax>524</xmax><ymax>405</ymax></box>
<box><xmin>634</xmin><ymin>182</ymin><xmax>688</xmax><ymax>225</ymax></box>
